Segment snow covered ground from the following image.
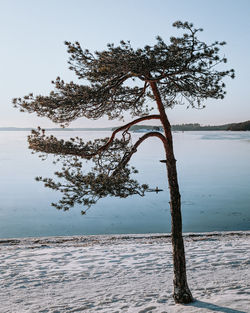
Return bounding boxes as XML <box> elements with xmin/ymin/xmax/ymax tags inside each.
<box><xmin>0</xmin><ymin>232</ymin><xmax>249</xmax><ymax>313</ymax></box>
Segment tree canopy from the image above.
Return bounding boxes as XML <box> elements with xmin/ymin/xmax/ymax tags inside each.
<box><xmin>13</xmin><ymin>21</ymin><xmax>234</xmax><ymax>214</ymax></box>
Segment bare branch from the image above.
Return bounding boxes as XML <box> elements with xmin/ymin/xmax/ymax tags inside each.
<box><xmin>101</xmin><ymin>114</ymin><xmax>161</xmax><ymax>153</ymax></box>
<box><xmin>113</xmin><ymin>131</ymin><xmax>167</xmax><ymax>175</ymax></box>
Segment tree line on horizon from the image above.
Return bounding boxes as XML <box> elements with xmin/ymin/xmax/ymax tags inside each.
<box><xmin>1</xmin><ymin>120</ymin><xmax>250</xmax><ymax>131</ymax></box>
<box><xmin>113</xmin><ymin>120</ymin><xmax>250</xmax><ymax>132</ymax></box>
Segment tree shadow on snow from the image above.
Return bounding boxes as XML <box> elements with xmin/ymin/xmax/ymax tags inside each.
<box><xmin>188</xmin><ymin>300</ymin><xmax>247</xmax><ymax>313</ymax></box>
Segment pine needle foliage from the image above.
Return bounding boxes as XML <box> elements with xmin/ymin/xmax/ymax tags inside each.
<box><xmin>14</xmin><ymin>21</ymin><xmax>234</xmax><ymax>214</ymax></box>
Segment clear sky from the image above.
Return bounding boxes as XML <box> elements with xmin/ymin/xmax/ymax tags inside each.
<box><xmin>0</xmin><ymin>0</ymin><xmax>249</xmax><ymax>128</ymax></box>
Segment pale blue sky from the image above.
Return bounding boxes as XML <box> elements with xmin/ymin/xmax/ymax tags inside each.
<box><xmin>0</xmin><ymin>0</ymin><xmax>249</xmax><ymax>127</ymax></box>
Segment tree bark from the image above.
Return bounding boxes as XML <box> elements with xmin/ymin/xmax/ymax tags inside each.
<box><xmin>165</xmin><ymin>148</ymin><xmax>194</xmax><ymax>304</ymax></box>
<box><xmin>150</xmin><ymin>81</ymin><xmax>193</xmax><ymax>304</ymax></box>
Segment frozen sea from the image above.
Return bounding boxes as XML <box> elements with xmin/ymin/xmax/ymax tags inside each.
<box><xmin>0</xmin><ymin>130</ymin><xmax>250</xmax><ymax>238</ymax></box>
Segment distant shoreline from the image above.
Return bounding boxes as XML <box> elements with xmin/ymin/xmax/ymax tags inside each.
<box><xmin>0</xmin><ymin>127</ymin><xmax>113</xmax><ymax>131</ymax></box>
<box><xmin>1</xmin><ymin>120</ymin><xmax>250</xmax><ymax>131</ymax></box>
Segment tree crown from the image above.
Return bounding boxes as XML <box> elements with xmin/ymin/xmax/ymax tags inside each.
<box><xmin>14</xmin><ymin>21</ymin><xmax>234</xmax><ymax>125</ymax></box>
<box><xmin>13</xmin><ymin>21</ymin><xmax>234</xmax><ymax>213</ymax></box>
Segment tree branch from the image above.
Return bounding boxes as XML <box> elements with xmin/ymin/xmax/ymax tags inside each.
<box><xmin>96</xmin><ymin>114</ymin><xmax>161</xmax><ymax>154</ymax></box>
<box><xmin>113</xmin><ymin>131</ymin><xmax>167</xmax><ymax>175</ymax></box>
<box><xmin>28</xmin><ymin>115</ymin><xmax>161</xmax><ymax>158</ymax></box>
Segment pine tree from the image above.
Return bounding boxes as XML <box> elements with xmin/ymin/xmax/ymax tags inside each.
<box><xmin>14</xmin><ymin>21</ymin><xmax>234</xmax><ymax>303</ymax></box>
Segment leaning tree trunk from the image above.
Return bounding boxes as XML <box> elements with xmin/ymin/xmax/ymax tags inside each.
<box><xmin>150</xmin><ymin>81</ymin><xmax>193</xmax><ymax>304</ymax></box>
<box><xmin>165</xmin><ymin>144</ymin><xmax>193</xmax><ymax>303</ymax></box>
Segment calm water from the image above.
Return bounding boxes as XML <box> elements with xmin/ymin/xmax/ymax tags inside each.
<box><xmin>0</xmin><ymin>130</ymin><xmax>250</xmax><ymax>238</ymax></box>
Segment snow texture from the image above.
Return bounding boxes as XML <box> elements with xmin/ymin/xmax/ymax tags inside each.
<box><xmin>0</xmin><ymin>232</ymin><xmax>249</xmax><ymax>313</ymax></box>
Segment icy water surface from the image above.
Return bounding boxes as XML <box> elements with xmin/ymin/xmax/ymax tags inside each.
<box><xmin>0</xmin><ymin>130</ymin><xmax>249</xmax><ymax>238</ymax></box>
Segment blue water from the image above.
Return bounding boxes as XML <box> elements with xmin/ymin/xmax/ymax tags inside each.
<box><xmin>0</xmin><ymin>131</ymin><xmax>249</xmax><ymax>238</ymax></box>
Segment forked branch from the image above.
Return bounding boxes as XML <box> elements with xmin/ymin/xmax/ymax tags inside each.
<box><xmin>99</xmin><ymin>114</ymin><xmax>161</xmax><ymax>153</ymax></box>
<box><xmin>113</xmin><ymin>131</ymin><xmax>167</xmax><ymax>175</ymax></box>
